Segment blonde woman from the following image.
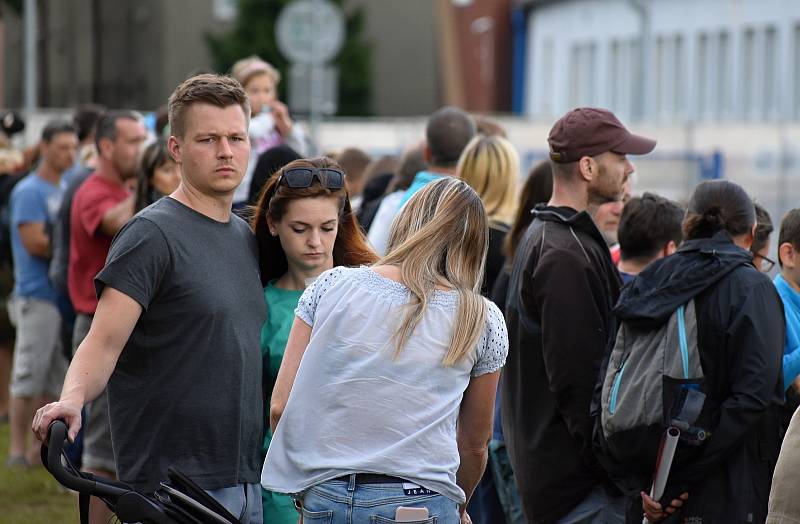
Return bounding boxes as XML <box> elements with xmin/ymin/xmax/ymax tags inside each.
<box><xmin>456</xmin><ymin>135</ymin><xmax>519</xmax><ymax>294</ymax></box>
<box><xmin>261</xmin><ymin>177</ymin><xmax>509</xmax><ymax>524</ymax></box>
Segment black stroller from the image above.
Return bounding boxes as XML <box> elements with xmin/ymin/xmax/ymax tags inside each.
<box><xmin>43</xmin><ymin>420</ymin><xmax>242</xmax><ymax>523</ymax></box>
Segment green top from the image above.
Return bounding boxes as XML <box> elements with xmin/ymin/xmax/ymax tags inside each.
<box><xmin>261</xmin><ymin>280</ymin><xmax>304</xmax><ymax>454</ymax></box>
<box><xmin>260</xmin><ymin>280</ymin><xmax>304</xmax><ymax>523</ymax></box>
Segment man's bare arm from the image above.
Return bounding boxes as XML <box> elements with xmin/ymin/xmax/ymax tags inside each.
<box><xmin>99</xmin><ymin>193</ymin><xmax>135</xmax><ymax>236</ymax></box>
<box><xmin>18</xmin><ymin>222</ymin><xmax>50</xmax><ymax>257</ymax></box>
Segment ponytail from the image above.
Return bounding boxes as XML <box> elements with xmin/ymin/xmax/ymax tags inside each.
<box><xmin>683</xmin><ymin>180</ymin><xmax>754</xmax><ymax>241</ymax></box>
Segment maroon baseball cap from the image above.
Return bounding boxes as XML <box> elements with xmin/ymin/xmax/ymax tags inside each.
<box><xmin>548</xmin><ymin>107</ymin><xmax>656</xmax><ymax>163</ymax></box>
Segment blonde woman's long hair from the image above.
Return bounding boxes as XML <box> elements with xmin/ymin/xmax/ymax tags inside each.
<box><xmin>380</xmin><ymin>177</ymin><xmax>488</xmax><ymax>366</ymax></box>
<box><xmin>456</xmin><ymin>134</ymin><xmax>520</xmax><ymax>226</ymax></box>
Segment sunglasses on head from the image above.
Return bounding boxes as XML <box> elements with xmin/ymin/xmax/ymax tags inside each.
<box><xmin>278</xmin><ymin>167</ymin><xmax>345</xmax><ymax>189</ymax></box>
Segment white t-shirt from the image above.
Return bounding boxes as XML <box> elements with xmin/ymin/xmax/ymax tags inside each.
<box><xmin>261</xmin><ymin>266</ymin><xmax>508</xmax><ymax>503</ymax></box>
<box><xmin>366</xmin><ymin>190</ymin><xmax>405</xmax><ymax>255</ymax></box>
<box><xmin>233</xmin><ymin>112</ymin><xmax>310</xmax><ymax>205</ymax></box>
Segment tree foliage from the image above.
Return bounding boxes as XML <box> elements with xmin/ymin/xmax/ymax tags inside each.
<box><xmin>206</xmin><ymin>0</ymin><xmax>372</xmax><ymax>116</ymax></box>
<box><xmin>1</xmin><ymin>0</ymin><xmax>21</xmax><ymax>16</ymax></box>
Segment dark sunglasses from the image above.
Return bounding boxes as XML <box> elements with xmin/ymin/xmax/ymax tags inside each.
<box><xmin>278</xmin><ymin>167</ymin><xmax>345</xmax><ymax>189</ymax></box>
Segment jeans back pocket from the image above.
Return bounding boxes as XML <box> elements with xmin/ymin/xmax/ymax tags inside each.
<box><xmin>302</xmin><ymin>508</ymin><xmax>333</xmax><ymax>523</ymax></box>
<box><xmin>370</xmin><ymin>516</ymin><xmax>437</xmax><ymax>524</ymax></box>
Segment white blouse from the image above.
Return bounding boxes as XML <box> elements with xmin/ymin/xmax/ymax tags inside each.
<box><xmin>261</xmin><ymin>266</ymin><xmax>508</xmax><ymax>503</ymax></box>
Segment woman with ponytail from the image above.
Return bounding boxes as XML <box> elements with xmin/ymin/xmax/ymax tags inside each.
<box><xmin>613</xmin><ymin>180</ymin><xmax>785</xmax><ymax>524</ymax></box>
<box><xmin>261</xmin><ymin>177</ymin><xmax>509</xmax><ymax>524</ymax></box>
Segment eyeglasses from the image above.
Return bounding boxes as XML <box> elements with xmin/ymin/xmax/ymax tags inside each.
<box><xmin>278</xmin><ymin>167</ymin><xmax>345</xmax><ymax>189</ymax></box>
<box><xmin>753</xmin><ymin>252</ymin><xmax>776</xmax><ymax>273</ymax></box>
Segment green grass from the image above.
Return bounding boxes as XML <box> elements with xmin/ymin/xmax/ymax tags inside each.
<box><xmin>0</xmin><ymin>422</ymin><xmax>77</xmax><ymax>523</ymax></box>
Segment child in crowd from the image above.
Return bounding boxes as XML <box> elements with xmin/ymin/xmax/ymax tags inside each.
<box><xmin>230</xmin><ymin>55</ymin><xmax>310</xmax><ymax>207</ymax></box>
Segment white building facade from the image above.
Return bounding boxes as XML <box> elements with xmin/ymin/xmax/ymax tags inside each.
<box><xmin>516</xmin><ymin>0</ymin><xmax>800</xmax><ymax>246</ymax></box>
<box><xmin>524</xmin><ymin>0</ymin><xmax>800</xmax><ymax>124</ymax></box>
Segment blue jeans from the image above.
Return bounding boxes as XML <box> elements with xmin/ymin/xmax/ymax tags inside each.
<box><xmin>300</xmin><ymin>475</ymin><xmax>461</xmax><ymax>523</ymax></box>
<box><xmin>205</xmin><ymin>482</ymin><xmax>263</xmax><ymax>523</ymax></box>
<box><xmin>555</xmin><ymin>485</ymin><xmax>626</xmax><ymax>524</ymax></box>
<box><xmin>488</xmin><ymin>439</ymin><xmax>525</xmax><ymax>524</ymax></box>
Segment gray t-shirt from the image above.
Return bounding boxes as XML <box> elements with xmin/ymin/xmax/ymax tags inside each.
<box><xmin>95</xmin><ymin>197</ymin><xmax>266</xmax><ymax>493</ymax></box>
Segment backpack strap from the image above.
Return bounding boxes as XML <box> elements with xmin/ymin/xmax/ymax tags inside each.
<box><xmin>677</xmin><ymin>304</ymin><xmax>689</xmax><ymax>379</ymax></box>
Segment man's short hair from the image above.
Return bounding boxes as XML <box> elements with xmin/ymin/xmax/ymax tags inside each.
<box><xmin>336</xmin><ymin>148</ymin><xmax>372</xmax><ymax>183</ymax></box>
<box><xmin>425</xmin><ymin>106</ymin><xmax>476</xmax><ymax>168</ymax></box>
<box><xmin>168</xmin><ymin>74</ymin><xmax>250</xmax><ymax>137</ymax></box>
<box><xmin>549</xmin><ymin>159</ymin><xmax>579</xmax><ymax>179</ymax></box>
<box><xmin>41</xmin><ymin>120</ymin><xmax>77</xmax><ymax>143</ymax></box>
<box><xmin>95</xmin><ymin>110</ymin><xmax>141</xmax><ymax>150</ymax></box>
<box><xmin>619</xmin><ymin>192</ymin><xmax>684</xmax><ymax>261</ymax></box>
<box><xmin>779</xmin><ymin>208</ymin><xmax>800</xmax><ymax>260</ymax></box>
<box><xmin>73</xmin><ymin>104</ymin><xmax>106</xmax><ymax>142</ymax></box>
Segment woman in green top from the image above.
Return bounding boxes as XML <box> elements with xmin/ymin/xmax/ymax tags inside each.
<box><xmin>251</xmin><ymin>157</ymin><xmax>378</xmax><ymax>523</ymax></box>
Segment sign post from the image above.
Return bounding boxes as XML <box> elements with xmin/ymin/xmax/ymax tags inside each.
<box><xmin>276</xmin><ymin>0</ymin><xmax>346</xmax><ymax>153</ymax></box>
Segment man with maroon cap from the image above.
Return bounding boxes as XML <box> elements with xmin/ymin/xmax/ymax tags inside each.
<box><xmin>502</xmin><ymin>107</ymin><xmax>655</xmax><ymax>523</ymax></box>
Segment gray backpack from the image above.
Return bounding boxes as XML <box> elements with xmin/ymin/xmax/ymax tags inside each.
<box><xmin>599</xmin><ymin>301</ymin><xmax>709</xmax><ymax>469</ymax></box>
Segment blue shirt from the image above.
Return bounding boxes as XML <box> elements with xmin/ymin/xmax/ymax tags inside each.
<box><xmin>774</xmin><ymin>273</ymin><xmax>800</xmax><ymax>390</ymax></box>
<box><xmin>10</xmin><ymin>173</ymin><xmax>63</xmax><ymax>303</ymax></box>
<box><xmin>398</xmin><ymin>171</ymin><xmax>446</xmax><ymax>208</ymax></box>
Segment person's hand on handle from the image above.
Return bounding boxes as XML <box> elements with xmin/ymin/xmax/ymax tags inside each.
<box><xmin>460</xmin><ymin>510</ymin><xmax>473</xmax><ymax>524</ymax></box>
<box><xmin>641</xmin><ymin>491</ymin><xmax>689</xmax><ymax>522</ymax></box>
<box><xmin>32</xmin><ymin>400</ymin><xmax>82</xmax><ymax>443</ymax></box>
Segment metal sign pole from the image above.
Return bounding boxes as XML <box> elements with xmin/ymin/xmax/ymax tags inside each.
<box><xmin>309</xmin><ymin>0</ymin><xmax>322</xmax><ymax>156</ymax></box>
<box><xmin>23</xmin><ymin>0</ymin><xmax>38</xmax><ymax>117</ymax></box>
<box><xmin>276</xmin><ymin>0</ymin><xmax>344</xmax><ymax>155</ymax></box>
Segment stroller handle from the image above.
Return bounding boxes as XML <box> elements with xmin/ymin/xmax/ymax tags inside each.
<box><xmin>46</xmin><ymin>420</ymin><xmax>128</xmax><ymax>499</ymax></box>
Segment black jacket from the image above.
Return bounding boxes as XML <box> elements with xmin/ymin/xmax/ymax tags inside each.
<box><xmin>483</xmin><ymin>223</ymin><xmax>509</xmax><ymax>297</ymax></box>
<box><xmin>502</xmin><ymin>205</ymin><xmax>622</xmax><ymax>523</ymax></box>
<box><xmin>614</xmin><ymin>232</ymin><xmax>785</xmax><ymax>524</ymax></box>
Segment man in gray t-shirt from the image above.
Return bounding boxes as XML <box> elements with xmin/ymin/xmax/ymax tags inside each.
<box><xmin>33</xmin><ymin>74</ymin><xmax>266</xmax><ymax>522</ymax></box>
<box><xmin>94</xmin><ymin>196</ymin><xmax>265</xmax><ymax>492</ymax></box>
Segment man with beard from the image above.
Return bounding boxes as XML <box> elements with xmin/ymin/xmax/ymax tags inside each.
<box><xmin>67</xmin><ymin>110</ymin><xmax>146</xmax><ymax>523</ymax></box>
<box><xmin>502</xmin><ymin>108</ymin><xmax>656</xmax><ymax>524</ymax></box>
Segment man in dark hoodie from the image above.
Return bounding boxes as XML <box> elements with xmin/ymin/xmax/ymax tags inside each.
<box><xmin>503</xmin><ymin>107</ymin><xmax>656</xmax><ymax>523</ymax></box>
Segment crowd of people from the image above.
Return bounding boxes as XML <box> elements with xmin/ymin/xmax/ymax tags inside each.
<box><xmin>0</xmin><ymin>54</ymin><xmax>794</xmax><ymax>524</ymax></box>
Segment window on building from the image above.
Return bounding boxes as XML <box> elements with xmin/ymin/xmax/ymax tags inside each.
<box><xmin>569</xmin><ymin>41</ymin><xmax>597</xmax><ymax>108</ymax></box>
<box><xmin>629</xmin><ymin>38</ymin><xmax>641</xmax><ymax>118</ymax></box>
<box><xmin>541</xmin><ymin>39</ymin><xmax>554</xmax><ymax>116</ymax></box>
<box><xmin>655</xmin><ymin>36</ymin><xmax>666</xmax><ymax>117</ymax></box>
<box><xmin>610</xmin><ymin>40</ymin><xmax>621</xmax><ymax>113</ymax></box>
<box><xmin>795</xmin><ymin>25</ymin><xmax>800</xmax><ymax>119</ymax></box>
<box><xmin>674</xmin><ymin>35</ymin><xmax>685</xmax><ymax>116</ymax></box>
<box><xmin>611</xmin><ymin>39</ymin><xmax>636</xmax><ymax>118</ymax></box>
<box><xmin>763</xmin><ymin>26</ymin><xmax>778</xmax><ymax>119</ymax></box>
<box><xmin>569</xmin><ymin>44</ymin><xmax>581</xmax><ymax>108</ymax></box>
<box><xmin>586</xmin><ymin>42</ymin><xmax>597</xmax><ymax>106</ymax></box>
<box><xmin>716</xmin><ymin>31</ymin><xmax>729</xmax><ymax>119</ymax></box>
<box><xmin>742</xmin><ymin>28</ymin><xmax>756</xmax><ymax>119</ymax></box>
<box><xmin>696</xmin><ymin>33</ymin><xmax>708</xmax><ymax>117</ymax></box>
